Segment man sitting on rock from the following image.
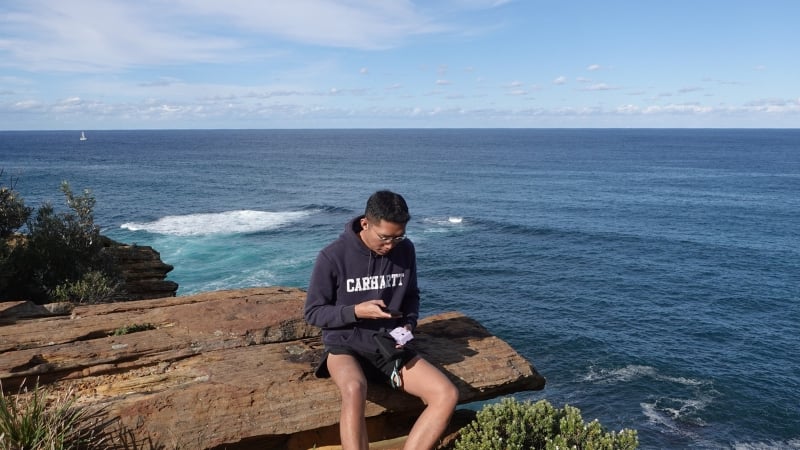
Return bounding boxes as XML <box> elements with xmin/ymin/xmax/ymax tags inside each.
<box><xmin>305</xmin><ymin>190</ymin><xmax>458</xmax><ymax>450</ymax></box>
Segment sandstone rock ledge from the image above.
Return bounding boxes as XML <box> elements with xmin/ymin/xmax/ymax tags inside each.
<box><xmin>0</xmin><ymin>287</ymin><xmax>545</xmax><ymax>449</ymax></box>
<box><xmin>100</xmin><ymin>236</ymin><xmax>179</xmax><ymax>301</ymax></box>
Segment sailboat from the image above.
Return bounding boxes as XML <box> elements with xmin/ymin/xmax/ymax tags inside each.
<box><xmin>80</xmin><ymin>131</ymin><xmax>87</xmax><ymax>141</ymax></box>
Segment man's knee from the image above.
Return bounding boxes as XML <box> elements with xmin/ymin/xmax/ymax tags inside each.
<box><xmin>438</xmin><ymin>379</ymin><xmax>459</xmax><ymax>409</ymax></box>
<box><xmin>420</xmin><ymin>375</ymin><xmax>459</xmax><ymax>410</ymax></box>
<box><xmin>338</xmin><ymin>377</ymin><xmax>368</xmax><ymax>403</ymax></box>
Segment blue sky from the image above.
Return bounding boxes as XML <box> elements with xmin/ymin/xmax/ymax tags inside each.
<box><xmin>1</xmin><ymin>0</ymin><xmax>798</xmax><ymax>129</ymax></box>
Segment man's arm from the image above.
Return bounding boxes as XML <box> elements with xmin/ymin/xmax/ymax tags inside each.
<box><xmin>304</xmin><ymin>252</ymin><xmax>357</xmax><ymax>328</ymax></box>
<box><xmin>400</xmin><ymin>243</ymin><xmax>420</xmax><ymax>330</ymax></box>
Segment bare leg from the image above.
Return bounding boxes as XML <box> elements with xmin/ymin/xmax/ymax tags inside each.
<box><xmin>399</xmin><ymin>357</ymin><xmax>459</xmax><ymax>450</ymax></box>
<box><xmin>327</xmin><ymin>353</ymin><xmax>370</xmax><ymax>450</ymax></box>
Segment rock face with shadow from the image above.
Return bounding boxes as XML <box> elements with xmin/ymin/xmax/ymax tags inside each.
<box><xmin>0</xmin><ymin>287</ymin><xmax>545</xmax><ymax>449</ymax></box>
<box><xmin>100</xmin><ymin>236</ymin><xmax>179</xmax><ymax>300</ymax></box>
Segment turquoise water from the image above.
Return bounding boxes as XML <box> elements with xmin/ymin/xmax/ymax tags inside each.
<box><xmin>2</xmin><ymin>129</ymin><xmax>798</xmax><ymax>449</ymax></box>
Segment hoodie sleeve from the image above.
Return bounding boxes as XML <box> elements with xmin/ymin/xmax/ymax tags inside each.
<box><xmin>400</xmin><ymin>242</ymin><xmax>420</xmax><ymax>330</ymax></box>
<box><xmin>304</xmin><ymin>250</ymin><xmax>358</xmax><ymax>328</ymax></box>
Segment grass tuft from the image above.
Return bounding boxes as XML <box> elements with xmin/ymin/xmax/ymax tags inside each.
<box><xmin>0</xmin><ymin>379</ymin><xmax>106</xmax><ymax>449</ymax></box>
<box><xmin>111</xmin><ymin>323</ymin><xmax>156</xmax><ymax>336</ymax></box>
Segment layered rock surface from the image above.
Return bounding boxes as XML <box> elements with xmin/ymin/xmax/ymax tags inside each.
<box><xmin>0</xmin><ymin>287</ymin><xmax>545</xmax><ymax>449</ymax></box>
<box><xmin>100</xmin><ymin>236</ymin><xmax>178</xmax><ymax>300</ymax></box>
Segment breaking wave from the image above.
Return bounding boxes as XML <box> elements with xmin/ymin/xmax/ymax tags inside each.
<box><xmin>120</xmin><ymin>210</ymin><xmax>314</xmax><ymax>236</ymax></box>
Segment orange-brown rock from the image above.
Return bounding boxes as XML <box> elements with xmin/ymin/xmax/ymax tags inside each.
<box><xmin>0</xmin><ymin>287</ymin><xmax>545</xmax><ymax>449</ymax></box>
<box><xmin>100</xmin><ymin>236</ymin><xmax>179</xmax><ymax>300</ymax></box>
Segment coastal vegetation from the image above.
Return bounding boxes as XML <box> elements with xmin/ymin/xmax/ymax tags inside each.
<box><xmin>453</xmin><ymin>398</ymin><xmax>638</xmax><ymax>450</ymax></box>
<box><xmin>0</xmin><ymin>380</ymin><xmax>105</xmax><ymax>450</ymax></box>
<box><xmin>0</xmin><ymin>381</ymin><xmax>174</xmax><ymax>450</ymax></box>
<box><xmin>111</xmin><ymin>323</ymin><xmax>156</xmax><ymax>336</ymax></box>
<box><xmin>0</xmin><ymin>172</ymin><xmax>120</xmax><ymax>304</ymax></box>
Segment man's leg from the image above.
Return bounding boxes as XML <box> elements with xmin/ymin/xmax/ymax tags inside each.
<box><xmin>399</xmin><ymin>357</ymin><xmax>459</xmax><ymax>450</ymax></box>
<box><xmin>327</xmin><ymin>353</ymin><xmax>370</xmax><ymax>450</ymax></box>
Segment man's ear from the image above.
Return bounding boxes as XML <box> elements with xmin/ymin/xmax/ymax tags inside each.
<box><xmin>361</xmin><ymin>218</ymin><xmax>369</xmax><ymax>229</ymax></box>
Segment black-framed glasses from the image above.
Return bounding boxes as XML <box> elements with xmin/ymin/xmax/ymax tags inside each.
<box><xmin>371</xmin><ymin>227</ymin><xmax>406</xmax><ymax>243</ymax></box>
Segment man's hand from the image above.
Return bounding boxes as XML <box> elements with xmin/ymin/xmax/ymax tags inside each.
<box><xmin>354</xmin><ymin>299</ymin><xmax>394</xmax><ymax>319</ymax></box>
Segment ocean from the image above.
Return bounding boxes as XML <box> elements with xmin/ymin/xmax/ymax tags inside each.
<box><xmin>1</xmin><ymin>129</ymin><xmax>798</xmax><ymax>449</ymax></box>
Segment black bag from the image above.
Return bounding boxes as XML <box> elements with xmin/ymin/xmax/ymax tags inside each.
<box><xmin>373</xmin><ymin>328</ymin><xmax>404</xmax><ymax>361</ymax></box>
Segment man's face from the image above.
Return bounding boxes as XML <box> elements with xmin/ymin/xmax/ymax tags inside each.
<box><xmin>360</xmin><ymin>218</ymin><xmax>406</xmax><ymax>256</ymax></box>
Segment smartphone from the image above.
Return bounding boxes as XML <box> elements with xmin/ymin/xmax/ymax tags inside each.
<box><xmin>381</xmin><ymin>307</ymin><xmax>403</xmax><ymax>318</ymax></box>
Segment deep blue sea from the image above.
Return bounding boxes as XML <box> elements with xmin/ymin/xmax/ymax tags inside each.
<box><xmin>2</xmin><ymin>129</ymin><xmax>798</xmax><ymax>449</ymax></box>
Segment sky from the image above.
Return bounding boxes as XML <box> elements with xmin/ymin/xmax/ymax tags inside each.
<box><xmin>1</xmin><ymin>0</ymin><xmax>799</xmax><ymax>130</ymax></box>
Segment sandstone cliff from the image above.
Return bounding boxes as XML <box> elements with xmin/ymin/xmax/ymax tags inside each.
<box><xmin>100</xmin><ymin>236</ymin><xmax>178</xmax><ymax>300</ymax></box>
<box><xmin>0</xmin><ymin>287</ymin><xmax>545</xmax><ymax>449</ymax></box>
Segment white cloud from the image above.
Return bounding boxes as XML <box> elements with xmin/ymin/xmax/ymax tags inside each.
<box><xmin>171</xmin><ymin>0</ymin><xmax>447</xmax><ymax>50</ymax></box>
<box><xmin>360</xmin><ymin>67</ymin><xmax>369</xmax><ymax>75</ymax></box>
<box><xmin>581</xmin><ymin>83</ymin><xmax>616</xmax><ymax>91</ymax></box>
<box><xmin>553</xmin><ymin>76</ymin><xmax>567</xmax><ymax>85</ymax></box>
<box><xmin>11</xmin><ymin>99</ymin><xmax>44</xmax><ymax>111</ymax></box>
<box><xmin>139</xmin><ymin>78</ymin><xmax>183</xmax><ymax>88</ymax></box>
<box><xmin>0</xmin><ymin>0</ymin><xmax>242</xmax><ymax>72</ymax></box>
<box><xmin>436</xmin><ymin>79</ymin><xmax>452</xmax><ymax>85</ymax></box>
<box><xmin>587</xmin><ymin>64</ymin><xmax>602</xmax><ymax>71</ymax></box>
<box><xmin>642</xmin><ymin>104</ymin><xmax>714</xmax><ymax>114</ymax></box>
<box><xmin>745</xmin><ymin>98</ymin><xmax>796</xmax><ymax>108</ymax></box>
<box><xmin>0</xmin><ymin>0</ymin><xmax>449</xmax><ymax>73</ymax></box>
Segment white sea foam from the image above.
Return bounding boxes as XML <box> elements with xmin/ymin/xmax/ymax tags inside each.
<box><xmin>120</xmin><ymin>210</ymin><xmax>313</xmax><ymax>236</ymax></box>
<box><xmin>423</xmin><ymin>216</ymin><xmax>467</xmax><ymax>226</ymax></box>
<box><xmin>421</xmin><ymin>216</ymin><xmax>468</xmax><ymax>234</ymax></box>
<box><xmin>194</xmin><ymin>269</ymin><xmax>277</xmax><ymax>294</ymax></box>
<box><xmin>584</xmin><ymin>364</ymin><xmax>706</xmax><ymax>387</ymax></box>
<box><xmin>583</xmin><ymin>364</ymin><xmax>657</xmax><ymax>383</ymax></box>
<box><xmin>641</xmin><ymin>401</ymin><xmax>714</xmax><ymax>446</ymax></box>
<box><xmin>733</xmin><ymin>439</ymin><xmax>800</xmax><ymax>450</ymax></box>
<box><xmin>641</xmin><ymin>402</ymin><xmax>679</xmax><ymax>429</ymax></box>
<box><xmin>654</xmin><ymin>397</ymin><xmax>710</xmax><ymax>425</ymax></box>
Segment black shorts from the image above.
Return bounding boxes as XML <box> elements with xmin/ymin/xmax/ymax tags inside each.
<box><xmin>314</xmin><ymin>345</ymin><xmax>418</xmax><ymax>384</ymax></box>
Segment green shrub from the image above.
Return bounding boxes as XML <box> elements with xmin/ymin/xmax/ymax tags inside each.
<box><xmin>26</xmin><ymin>182</ymin><xmax>102</xmax><ymax>278</ymax></box>
<box><xmin>2</xmin><ymin>180</ymin><xmax>120</xmax><ymax>304</ymax></box>
<box><xmin>1</xmin><ymin>380</ymin><xmax>181</xmax><ymax>450</ymax></box>
<box><xmin>0</xmin><ymin>171</ymin><xmax>33</xmax><ymax>296</ymax></box>
<box><xmin>0</xmin><ymin>380</ymin><xmax>105</xmax><ymax>450</ymax></box>
<box><xmin>0</xmin><ymin>170</ymin><xmax>32</xmax><ymax>238</ymax></box>
<box><xmin>52</xmin><ymin>271</ymin><xmax>119</xmax><ymax>304</ymax></box>
<box><xmin>453</xmin><ymin>398</ymin><xmax>638</xmax><ymax>450</ymax></box>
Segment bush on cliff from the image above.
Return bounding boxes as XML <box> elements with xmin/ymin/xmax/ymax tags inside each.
<box><xmin>0</xmin><ymin>175</ymin><xmax>120</xmax><ymax>304</ymax></box>
<box><xmin>0</xmin><ymin>170</ymin><xmax>32</xmax><ymax>239</ymax></box>
<box><xmin>453</xmin><ymin>397</ymin><xmax>638</xmax><ymax>450</ymax></box>
<box><xmin>0</xmin><ymin>171</ymin><xmax>31</xmax><ymax>296</ymax></box>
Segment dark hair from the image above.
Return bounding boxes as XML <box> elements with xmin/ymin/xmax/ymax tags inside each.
<box><xmin>364</xmin><ymin>190</ymin><xmax>410</xmax><ymax>224</ymax></box>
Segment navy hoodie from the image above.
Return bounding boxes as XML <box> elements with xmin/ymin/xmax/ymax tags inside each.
<box><xmin>304</xmin><ymin>216</ymin><xmax>420</xmax><ymax>353</ymax></box>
